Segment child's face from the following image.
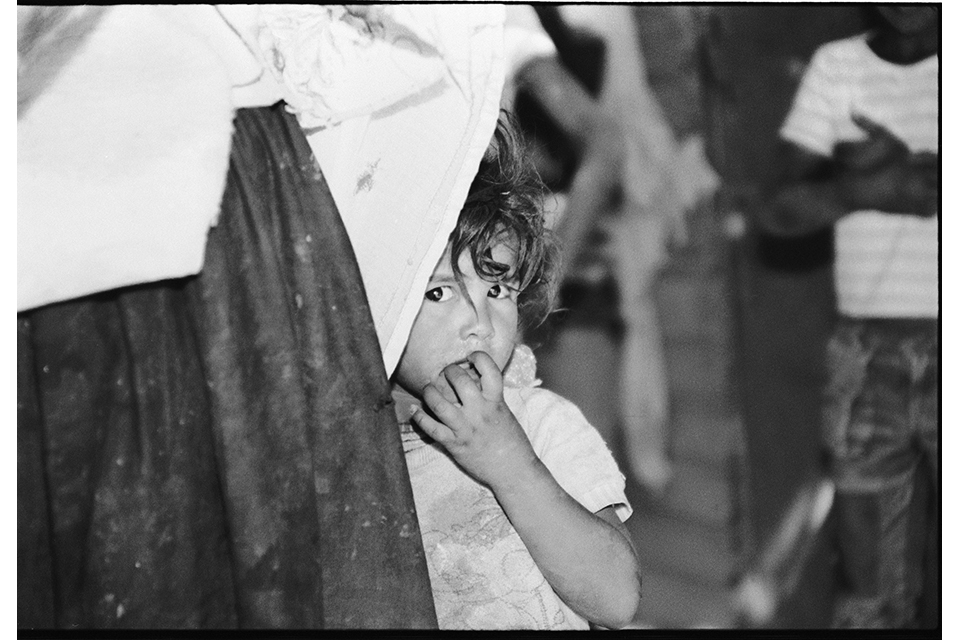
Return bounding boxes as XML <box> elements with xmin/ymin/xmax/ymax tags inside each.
<box><xmin>394</xmin><ymin>242</ymin><xmax>520</xmax><ymax>398</ymax></box>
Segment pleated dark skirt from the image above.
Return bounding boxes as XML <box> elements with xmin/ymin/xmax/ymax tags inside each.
<box><xmin>17</xmin><ymin>104</ymin><xmax>437</xmax><ymax>629</ymax></box>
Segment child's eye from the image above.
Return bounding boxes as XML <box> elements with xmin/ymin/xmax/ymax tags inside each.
<box><xmin>488</xmin><ymin>283</ymin><xmax>517</xmax><ymax>300</ymax></box>
<box><xmin>425</xmin><ymin>286</ymin><xmax>454</xmax><ymax>302</ymax></box>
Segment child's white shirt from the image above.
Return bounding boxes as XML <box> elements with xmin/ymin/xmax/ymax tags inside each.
<box><xmin>401</xmin><ymin>371</ymin><xmax>631</xmax><ymax>630</ymax></box>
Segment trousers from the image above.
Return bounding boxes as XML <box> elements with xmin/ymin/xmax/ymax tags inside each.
<box><xmin>822</xmin><ymin>316</ymin><xmax>938</xmax><ymax>628</ymax></box>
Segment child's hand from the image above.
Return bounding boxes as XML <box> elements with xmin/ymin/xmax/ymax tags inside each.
<box><xmin>411</xmin><ymin>351</ymin><xmax>539</xmax><ymax>492</ymax></box>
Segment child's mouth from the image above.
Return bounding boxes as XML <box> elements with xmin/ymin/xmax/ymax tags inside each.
<box><xmin>452</xmin><ymin>358</ymin><xmax>480</xmax><ymax>380</ymax></box>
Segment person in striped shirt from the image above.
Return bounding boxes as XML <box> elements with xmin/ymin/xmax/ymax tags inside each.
<box><xmin>762</xmin><ymin>5</ymin><xmax>939</xmax><ymax>629</ymax></box>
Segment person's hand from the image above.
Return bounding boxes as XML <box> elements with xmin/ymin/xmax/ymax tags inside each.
<box><xmin>912</xmin><ymin>150</ymin><xmax>940</xmax><ymax>194</ymax></box>
<box><xmin>834</xmin><ymin>112</ymin><xmax>910</xmax><ymax>171</ymax></box>
<box><xmin>411</xmin><ymin>351</ymin><xmax>539</xmax><ymax>492</ymax></box>
<box><xmin>834</xmin><ymin>113</ymin><xmax>938</xmax><ymax>218</ymax></box>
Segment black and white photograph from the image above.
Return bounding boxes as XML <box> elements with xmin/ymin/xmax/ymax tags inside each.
<box><xmin>17</xmin><ymin>3</ymin><xmax>941</xmax><ymax>633</ymax></box>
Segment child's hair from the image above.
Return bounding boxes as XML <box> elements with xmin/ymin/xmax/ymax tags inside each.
<box><xmin>449</xmin><ymin>113</ymin><xmax>560</xmax><ymax>331</ymax></box>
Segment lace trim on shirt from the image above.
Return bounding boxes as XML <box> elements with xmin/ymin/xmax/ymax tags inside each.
<box><xmin>399</xmin><ymin>421</ymin><xmax>434</xmax><ymax>454</ymax></box>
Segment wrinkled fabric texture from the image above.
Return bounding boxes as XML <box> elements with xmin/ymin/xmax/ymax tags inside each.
<box><xmin>518</xmin><ymin>6</ymin><xmax>718</xmax><ymax>495</ymax></box>
<box><xmin>290</xmin><ymin>5</ymin><xmax>506</xmax><ymax>375</ymax></box>
<box><xmin>18</xmin><ymin>5</ymin><xmax>236</xmax><ymax>312</ymax></box>
<box><xmin>17</xmin><ymin>104</ymin><xmax>436</xmax><ymax>629</ymax></box>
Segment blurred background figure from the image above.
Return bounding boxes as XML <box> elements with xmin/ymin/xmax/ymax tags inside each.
<box><xmin>504</xmin><ymin>3</ymin><xmax>939</xmax><ymax>630</ymax></box>
<box><xmin>761</xmin><ymin>5</ymin><xmax>939</xmax><ymax>629</ymax></box>
<box><xmin>705</xmin><ymin>4</ymin><xmax>939</xmax><ymax>631</ymax></box>
<box><xmin>506</xmin><ymin>4</ymin><xmax>719</xmax><ymax>494</ymax></box>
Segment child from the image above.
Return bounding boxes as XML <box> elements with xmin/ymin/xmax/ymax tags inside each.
<box><xmin>765</xmin><ymin>5</ymin><xmax>938</xmax><ymax>628</ymax></box>
<box><xmin>391</xmin><ymin>117</ymin><xmax>642</xmax><ymax>630</ymax></box>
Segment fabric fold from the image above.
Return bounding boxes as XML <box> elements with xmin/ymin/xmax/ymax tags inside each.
<box><xmin>18</xmin><ymin>104</ymin><xmax>437</xmax><ymax>629</ymax></box>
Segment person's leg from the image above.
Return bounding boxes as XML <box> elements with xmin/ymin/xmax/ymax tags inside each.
<box><xmin>822</xmin><ymin>320</ymin><xmax>924</xmax><ymax>628</ymax></box>
<box><xmin>888</xmin><ymin>327</ymin><xmax>939</xmax><ymax>628</ymax></box>
<box><xmin>911</xmin><ymin>329</ymin><xmax>939</xmax><ymax>628</ymax></box>
<box><xmin>916</xmin><ymin>459</ymin><xmax>940</xmax><ymax>628</ymax></box>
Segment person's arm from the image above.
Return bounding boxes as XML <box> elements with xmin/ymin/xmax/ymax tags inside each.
<box><xmin>411</xmin><ymin>351</ymin><xmax>642</xmax><ymax>629</ymax></box>
<box><xmin>551</xmin><ymin>113</ymin><xmax>625</xmax><ymax>277</ymax></box>
<box><xmin>759</xmin><ymin>142</ymin><xmax>845</xmax><ymax>237</ymax></box>
<box><xmin>513</xmin><ymin>55</ymin><xmax>600</xmax><ymax>153</ymax></box>
<box><xmin>514</xmin><ymin>55</ymin><xmax>627</xmax><ymax>277</ymax></box>
<box><xmin>833</xmin><ymin>113</ymin><xmax>939</xmax><ymax>217</ymax></box>
<box><xmin>763</xmin><ymin>114</ymin><xmax>938</xmax><ymax>237</ymax></box>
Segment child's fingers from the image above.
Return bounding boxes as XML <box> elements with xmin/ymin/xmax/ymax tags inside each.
<box><xmin>468</xmin><ymin>351</ymin><xmax>503</xmax><ymax>399</ymax></box>
<box><xmin>422</xmin><ymin>383</ymin><xmax>465</xmax><ymax>431</ymax></box>
<box><xmin>410</xmin><ymin>406</ymin><xmax>456</xmax><ymax>444</ymax></box>
<box><xmin>431</xmin><ymin>373</ymin><xmax>461</xmax><ymax>406</ymax></box>
<box><xmin>442</xmin><ymin>364</ymin><xmax>483</xmax><ymax>403</ymax></box>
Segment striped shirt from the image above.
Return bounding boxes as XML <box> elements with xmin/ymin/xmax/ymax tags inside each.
<box><xmin>780</xmin><ymin>34</ymin><xmax>939</xmax><ymax>318</ymax></box>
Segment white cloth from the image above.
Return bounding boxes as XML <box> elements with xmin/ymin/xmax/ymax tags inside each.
<box><xmin>258</xmin><ymin>5</ymin><xmax>507</xmax><ymax>374</ymax></box>
<box><xmin>500</xmin><ymin>4</ymin><xmax>558</xmax><ymax>113</ymax></box>
<box><xmin>18</xmin><ymin>5</ymin><xmax>238</xmax><ymax>311</ymax></box>
<box><xmin>401</xmin><ymin>366</ymin><xmax>631</xmax><ymax>630</ymax></box>
<box><xmin>779</xmin><ymin>34</ymin><xmax>939</xmax><ymax>318</ymax></box>
<box><xmin>18</xmin><ymin>4</ymin><xmax>514</xmax><ymax>375</ymax></box>
<box><xmin>156</xmin><ymin>5</ymin><xmax>287</xmax><ymax>109</ymax></box>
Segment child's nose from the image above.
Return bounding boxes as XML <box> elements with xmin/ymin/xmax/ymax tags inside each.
<box><xmin>460</xmin><ymin>294</ymin><xmax>494</xmax><ymax>341</ymax></box>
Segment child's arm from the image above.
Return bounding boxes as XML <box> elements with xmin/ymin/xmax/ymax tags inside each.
<box><xmin>411</xmin><ymin>351</ymin><xmax>642</xmax><ymax>629</ymax></box>
<box><xmin>760</xmin><ymin>113</ymin><xmax>938</xmax><ymax>237</ymax></box>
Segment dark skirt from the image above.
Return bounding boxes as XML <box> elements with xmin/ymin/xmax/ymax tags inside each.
<box><xmin>18</xmin><ymin>104</ymin><xmax>436</xmax><ymax>629</ymax></box>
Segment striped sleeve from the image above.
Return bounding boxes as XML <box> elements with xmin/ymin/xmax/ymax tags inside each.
<box><xmin>779</xmin><ymin>43</ymin><xmax>845</xmax><ymax>156</ymax></box>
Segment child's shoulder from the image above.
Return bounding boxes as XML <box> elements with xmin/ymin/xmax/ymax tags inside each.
<box><xmin>502</xmin><ymin>344</ymin><xmax>595</xmax><ymax>438</ymax></box>
<box><xmin>506</xmin><ymin>385</ymin><xmax>592</xmax><ymax>439</ymax></box>
<box><xmin>508</xmin><ymin>385</ymin><xmax>569</xmax><ymax>413</ymax></box>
